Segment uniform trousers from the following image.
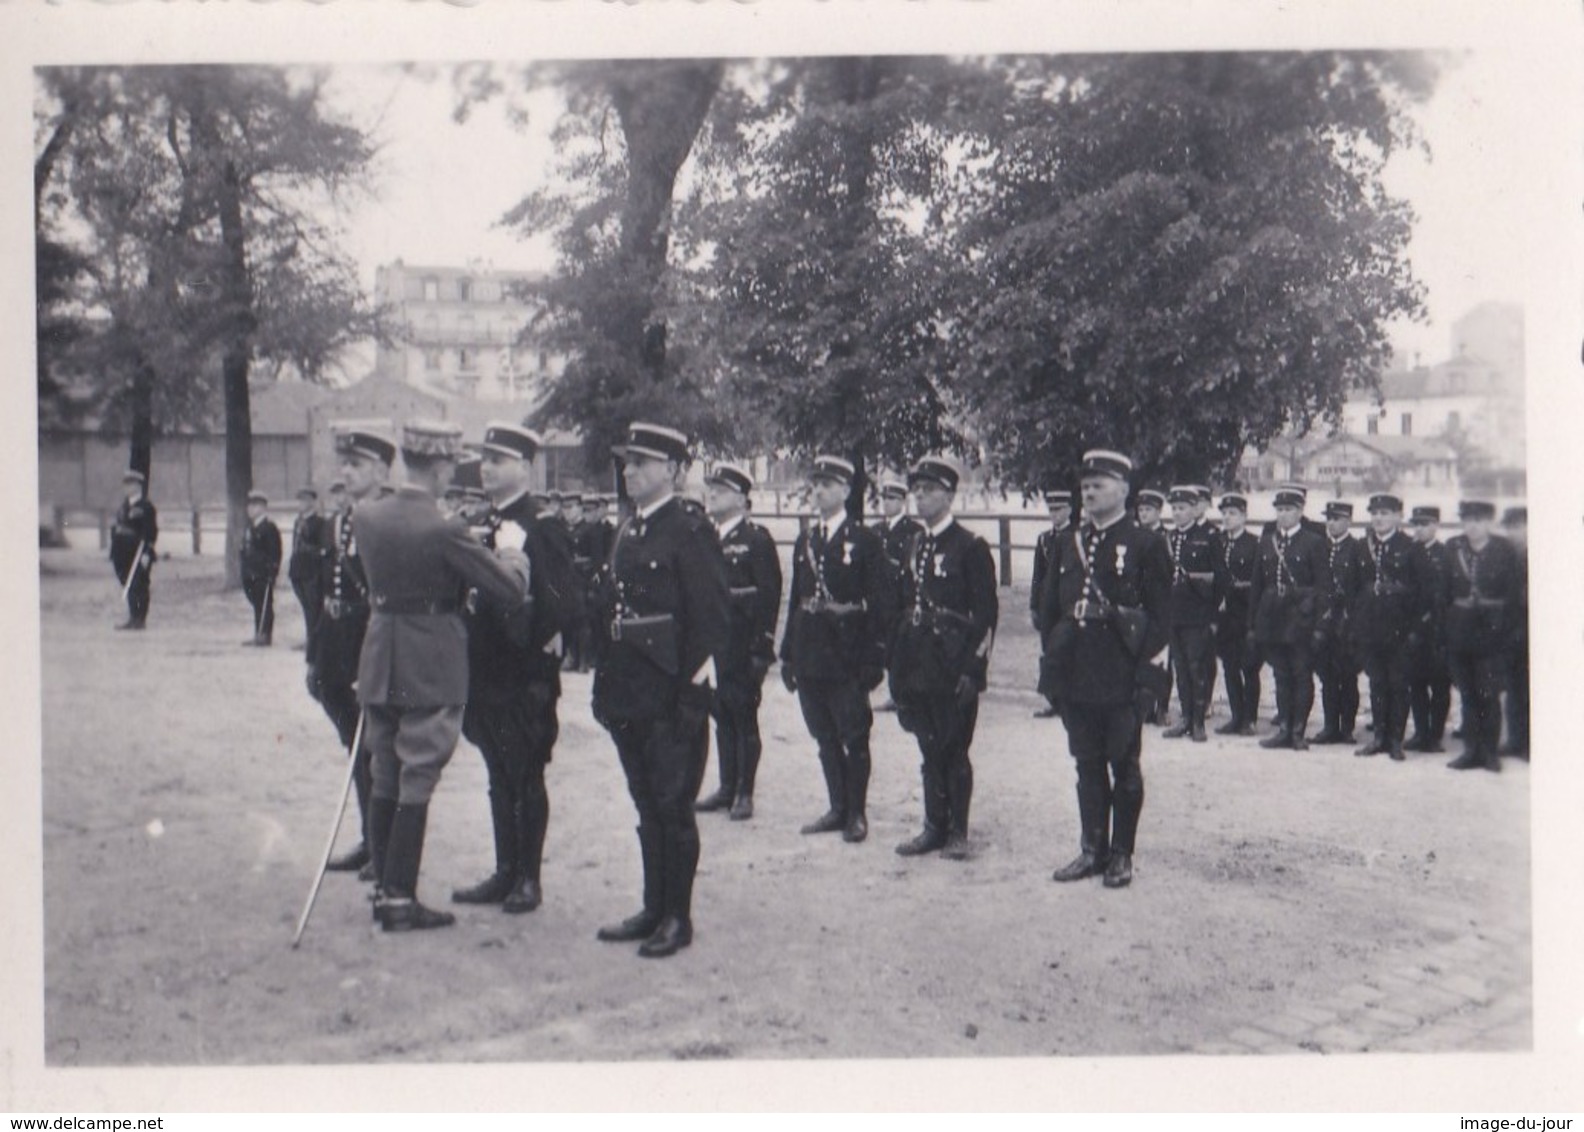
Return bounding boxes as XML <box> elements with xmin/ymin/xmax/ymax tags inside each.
<box><xmin>605</xmin><ymin>712</ymin><xmax>710</xmax><ymax>922</ymax></box>
<box><xmin>1263</xmin><ymin>640</ymin><xmax>1315</xmax><ymax>735</ymax></box>
<box><xmin>365</xmin><ymin>703</ymin><xmax>464</xmax><ymax>804</ymax></box>
<box><xmin>1449</xmin><ymin>652</ymin><xmax>1505</xmax><ymax>754</ymax></box>
<box><xmin>1062</xmin><ymin>700</ymin><xmax>1145</xmax><ymax>857</ymax></box>
<box><xmin>711</xmin><ymin>671</ymin><xmax>765</xmax><ymax>799</ymax></box>
<box><xmin>292</xmin><ymin>575</ymin><xmax>323</xmax><ymax>648</ymax></box>
<box><xmin>1360</xmin><ymin>641</ymin><xmax>1412</xmax><ymax>745</ymax></box>
<box><xmin>463</xmin><ymin>684</ymin><xmax>558</xmax><ymax>880</ymax></box>
<box><xmin>1214</xmin><ymin>623</ymin><xmax>1261</xmax><ymax>728</ymax></box>
<box><xmin>1314</xmin><ymin>632</ymin><xmax>1361</xmax><ymax>734</ymax></box>
<box><xmin>1168</xmin><ymin>624</ymin><xmax>1215</xmax><ymax>727</ymax></box>
<box><xmin>1504</xmin><ymin>645</ymin><xmax>1529</xmax><ymax>752</ymax></box>
<box><xmin>796</xmin><ymin>678</ymin><xmax>873</xmax><ymax>818</ymax></box>
<box><xmin>243</xmin><ymin>574</ymin><xmax>276</xmax><ymax>641</ymax></box>
<box><xmin>114</xmin><ymin>554</ymin><xmax>151</xmax><ymax>624</ymax></box>
<box><xmin>895</xmin><ymin>692</ymin><xmax>978</xmax><ymax>837</ymax></box>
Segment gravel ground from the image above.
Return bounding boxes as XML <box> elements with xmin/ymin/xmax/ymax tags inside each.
<box><xmin>37</xmin><ymin>549</ymin><xmax>1530</xmax><ymax>1069</ymax></box>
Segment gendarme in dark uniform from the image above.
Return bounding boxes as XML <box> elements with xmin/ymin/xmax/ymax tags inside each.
<box><xmin>695</xmin><ymin>462</ymin><xmax>783</xmax><ymax>821</ymax></box>
<box><xmin>1349</xmin><ymin>493</ymin><xmax>1432</xmax><ymax>761</ymax></box>
<box><xmin>1211</xmin><ymin>493</ymin><xmax>1261</xmax><ymax>736</ymax></box>
<box><xmin>780</xmin><ymin>455</ymin><xmax>892</xmax><ymax>844</ymax></box>
<box><xmin>1442</xmin><ymin>501</ymin><xmax>1523</xmax><ymax>773</ymax></box>
<box><xmin>454</xmin><ymin>422</ymin><xmax>581</xmax><ymax>915</ymax></box>
<box><xmin>871</xmin><ymin>474</ymin><xmax>924</xmax><ymax>674</ymax></box>
<box><xmin>1406</xmin><ymin>505</ymin><xmax>1453</xmax><ymax>753</ymax></box>
<box><xmin>1031</xmin><ymin>488</ymin><xmax>1074</xmax><ymax>719</ymax></box>
<box><xmin>355</xmin><ymin>420</ymin><xmax>531</xmax><ymax>932</ymax></box>
<box><xmin>1041</xmin><ymin>449</ymin><xmax>1171</xmax><ymax>890</ymax></box>
<box><xmin>888</xmin><ymin>456</ymin><xmax>998</xmax><ymax>860</ymax></box>
<box><xmin>1248</xmin><ymin>483</ymin><xmax>1330</xmax><ymax>751</ymax></box>
<box><xmin>1162</xmin><ymin>485</ymin><xmax>1219</xmax><ymax>742</ymax></box>
<box><xmin>1312</xmin><ymin>501</ymin><xmax>1364</xmax><ymax>744</ymax></box>
<box><xmin>289</xmin><ymin>487</ymin><xmax>329</xmax><ymax>650</ymax></box>
<box><xmin>592</xmin><ymin>423</ymin><xmax>730</xmax><ymax>958</ymax></box>
<box><xmin>311</xmin><ymin>426</ymin><xmax>395</xmax><ymax>878</ymax></box>
<box><xmin>239</xmin><ymin>491</ymin><xmax>282</xmax><ymax>646</ymax></box>
<box><xmin>110</xmin><ymin>470</ymin><xmax>158</xmax><ymax>630</ymax></box>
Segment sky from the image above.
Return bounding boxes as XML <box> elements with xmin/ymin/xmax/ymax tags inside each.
<box><xmin>320</xmin><ymin>51</ymin><xmax>1537</xmax><ymax>377</ymax></box>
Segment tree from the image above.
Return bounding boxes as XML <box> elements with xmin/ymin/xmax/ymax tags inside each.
<box><xmin>944</xmin><ymin>52</ymin><xmax>1434</xmax><ymax>490</ymax></box>
<box><xmin>37</xmin><ymin>65</ymin><xmax>377</xmax><ymax>585</ymax></box>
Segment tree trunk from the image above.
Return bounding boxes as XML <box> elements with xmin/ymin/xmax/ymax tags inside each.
<box><xmin>128</xmin><ymin>349</ymin><xmax>155</xmax><ymax>487</ymax></box>
<box><xmin>215</xmin><ymin>154</ymin><xmax>255</xmax><ymax>590</ymax></box>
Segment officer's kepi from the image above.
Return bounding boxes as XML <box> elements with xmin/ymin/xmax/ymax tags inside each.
<box><xmin>1079</xmin><ymin>449</ymin><xmax>1132</xmax><ymax>481</ymax></box>
<box><xmin>706</xmin><ymin>462</ymin><xmax>754</xmax><ymax>496</ymax></box>
<box><xmin>907</xmin><ymin>456</ymin><xmax>960</xmax><ymax>492</ymax></box>
<box><xmin>482</xmin><ymin>421</ymin><xmax>543</xmax><ymax>461</ymax></box>
<box><xmin>614</xmin><ymin>421</ymin><xmax>690</xmax><ymax>464</ymax></box>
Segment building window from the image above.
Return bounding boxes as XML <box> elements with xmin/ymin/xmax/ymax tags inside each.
<box><xmin>1447</xmin><ymin>410</ymin><xmax>1461</xmax><ymax>431</ymax></box>
<box><xmin>423</xmin><ymin>277</ymin><xmax>439</xmax><ymax>302</ymax></box>
<box><xmin>459</xmin><ymin>348</ymin><xmax>476</xmax><ymax>372</ymax></box>
<box><xmin>458</xmin><ymin>278</ymin><xmax>473</xmax><ymax>302</ymax></box>
<box><xmin>423</xmin><ymin>349</ymin><xmax>441</xmax><ymax>371</ymax></box>
<box><xmin>1400</xmin><ymin>413</ymin><xmax>1412</xmax><ymax>436</ymax></box>
<box><xmin>1367</xmin><ymin>416</ymin><xmax>1378</xmax><ymax>435</ymax></box>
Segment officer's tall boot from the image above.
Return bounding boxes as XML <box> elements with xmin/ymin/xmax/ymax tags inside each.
<box><xmin>1480</xmin><ymin>699</ymin><xmax>1503</xmax><ymax>773</ymax></box>
<box><xmin>1387</xmin><ymin>691</ymin><xmax>1409</xmax><ymax>761</ymax></box>
<box><xmin>366</xmin><ymin>795</ymin><xmax>398</xmax><ymax>917</ymax></box>
<box><xmin>842</xmin><ymin>744</ymin><xmax>871</xmax><ymax>843</ymax></box>
<box><xmin>799</xmin><ymin>745</ymin><xmax>847</xmax><ymax>834</ymax></box>
<box><xmin>730</xmin><ymin>736</ymin><xmax>761</xmax><ymax>821</ymax></box>
<box><xmin>694</xmin><ymin>716</ymin><xmax>737</xmax><ymax>813</ymax></box>
<box><xmin>639</xmin><ymin>829</ymin><xmax>698</xmax><ymax>958</ymax></box>
<box><xmin>1313</xmin><ymin>664</ymin><xmax>1343</xmax><ymax>743</ymax></box>
<box><xmin>328</xmin><ymin>747</ymin><xmax>373</xmax><ymax>874</ymax></box>
<box><xmin>1052</xmin><ymin>773</ymin><xmax>1110</xmax><ymax>881</ymax></box>
<box><xmin>941</xmin><ymin>755</ymin><xmax>973</xmax><ymax>860</ymax></box>
<box><xmin>597</xmin><ymin>825</ymin><xmax>665</xmax><ymax>941</ymax></box>
<box><xmin>503</xmin><ymin>783</ymin><xmax>548</xmax><ymax>914</ymax></box>
<box><xmin>378</xmin><ymin>803</ymin><xmax>455</xmax><ymax>932</ymax></box>
<box><xmin>897</xmin><ymin>755</ymin><xmax>948</xmax><ymax>856</ymax></box>
<box><xmin>453</xmin><ymin>790</ymin><xmax>518</xmax><ymax>904</ymax></box>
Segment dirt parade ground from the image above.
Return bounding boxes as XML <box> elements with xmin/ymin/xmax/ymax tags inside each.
<box><xmin>36</xmin><ymin>548</ymin><xmax>1531</xmax><ymax>1067</ymax></box>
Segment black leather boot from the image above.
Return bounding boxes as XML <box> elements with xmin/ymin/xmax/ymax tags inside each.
<box><xmin>452</xmin><ymin>791</ymin><xmax>518</xmax><ymax>904</ymax></box>
<box><xmin>378</xmin><ymin>803</ymin><xmax>454</xmax><ymax>932</ymax></box>
<box><xmin>639</xmin><ymin>829</ymin><xmax>698</xmax><ymax>958</ymax></box>
<box><xmin>597</xmin><ymin>825</ymin><xmax>664</xmax><ymax>941</ymax></box>
<box><xmin>842</xmin><ymin>747</ymin><xmax>871</xmax><ymax>843</ymax></box>
<box><xmin>1052</xmin><ymin>833</ymin><xmax>1110</xmax><ymax>882</ymax></box>
<box><xmin>731</xmin><ymin>737</ymin><xmax>761</xmax><ymax>821</ymax></box>
<box><xmin>503</xmin><ymin>787</ymin><xmax>548</xmax><ymax>914</ymax></box>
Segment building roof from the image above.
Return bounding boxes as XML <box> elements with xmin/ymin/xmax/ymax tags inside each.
<box><xmin>1306</xmin><ymin>433</ymin><xmax>1456</xmax><ymax>464</ymax></box>
<box><xmin>250</xmin><ymin>379</ymin><xmax>333</xmax><ymax>435</ymax></box>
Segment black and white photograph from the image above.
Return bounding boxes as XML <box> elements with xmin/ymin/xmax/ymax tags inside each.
<box><xmin>7</xmin><ymin>0</ymin><xmax>1584</xmax><ymax>1117</ymax></box>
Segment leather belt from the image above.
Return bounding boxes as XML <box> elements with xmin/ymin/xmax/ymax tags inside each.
<box><xmin>323</xmin><ymin>599</ymin><xmax>368</xmax><ymax>620</ymax></box>
<box><xmin>800</xmin><ymin>597</ymin><xmax>866</xmax><ymax>615</ymax></box>
<box><xmin>370</xmin><ymin>595</ymin><xmax>459</xmax><ymax>615</ymax></box>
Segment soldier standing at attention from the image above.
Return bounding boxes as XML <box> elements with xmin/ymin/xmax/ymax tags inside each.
<box><xmin>780</xmin><ymin>456</ymin><xmax>892</xmax><ymax>844</ymax></box>
<box><xmin>1311</xmin><ymin>501</ymin><xmax>1364</xmax><ymax>745</ymax></box>
<box><xmin>1499</xmin><ymin>507</ymin><xmax>1529</xmax><ymax>758</ymax></box>
<box><xmin>110</xmin><ymin>469</ymin><xmax>158</xmax><ymax>631</ymax></box>
<box><xmin>695</xmin><ymin>462</ymin><xmax>783</xmax><ymax>821</ymax></box>
<box><xmin>312</xmin><ymin>428</ymin><xmax>394</xmax><ymax>878</ymax></box>
<box><xmin>1031</xmin><ymin>489</ymin><xmax>1074</xmax><ymax>719</ymax></box>
<box><xmin>1043</xmin><ymin>450</ymin><xmax>1170</xmax><ymax>890</ymax></box>
<box><xmin>1442</xmin><ymin>501</ymin><xmax>1522</xmax><ymax>773</ymax></box>
<box><xmin>355</xmin><ymin>420</ymin><xmax>531</xmax><ymax>932</ymax></box>
<box><xmin>1135</xmin><ymin>489</ymin><xmax>1166</xmax><ymax>535</ymax></box>
<box><xmin>239</xmin><ymin>491</ymin><xmax>282</xmax><ymax>647</ymax></box>
<box><xmin>1211</xmin><ymin>493</ymin><xmax>1261</xmax><ymax>736</ymax></box>
<box><xmin>872</xmin><ymin>474</ymin><xmax>923</xmax><ymax>715</ymax></box>
<box><xmin>452</xmin><ymin>423</ymin><xmax>580</xmax><ymax>915</ymax></box>
<box><xmin>1350</xmin><ymin>493</ymin><xmax>1432</xmax><ymax>762</ymax></box>
<box><xmin>1405</xmin><ymin>506</ymin><xmax>1452</xmax><ymax>753</ymax></box>
<box><xmin>1162</xmin><ymin>486</ymin><xmax>1219</xmax><ymax>742</ymax></box>
<box><xmin>888</xmin><ymin>456</ymin><xmax>998</xmax><ymax>860</ymax></box>
<box><xmin>591</xmin><ymin>423</ymin><xmax>729</xmax><ymax>958</ymax></box>
<box><xmin>1248</xmin><ymin>484</ymin><xmax>1329</xmax><ymax>751</ymax></box>
<box><xmin>289</xmin><ymin>487</ymin><xmax>329</xmax><ymax>651</ymax></box>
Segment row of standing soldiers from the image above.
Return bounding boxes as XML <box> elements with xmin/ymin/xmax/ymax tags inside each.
<box><xmin>1031</xmin><ymin>480</ymin><xmax>1529</xmax><ymax>773</ymax></box>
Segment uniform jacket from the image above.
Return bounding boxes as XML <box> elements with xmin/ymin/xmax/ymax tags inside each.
<box><xmin>1166</xmin><ymin>520</ymin><xmax>1219</xmax><ymax>627</ymax></box>
<box><xmin>1317</xmin><ymin>533</ymin><xmax>1365</xmax><ymax>640</ymax></box>
<box><xmin>109</xmin><ymin>497</ymin><xmax>158</xmax><ymax>571</ymax></box>
<box><xmin>467</xmin><ymin>492</ymin><xmax>581</xmax><ymax>699</ymax></box>
<box><xmin>1248</xmin><ymin>524</ymin><xmax>1331</xmax><ymax>645</ymax></box>
<box><xmin>354</xmin><ymin>486</ymin><xmax>529</xmax><ymax>709</ymax></box>
<box><xmin>1211</xmin><ymin>528</ymin><xmax>1259</xmax><ymax>636</ymax></box>
<box><xmin>716</xmin><ymin>516</ymin><xmax>783</xmax><ymax>680</ymax></box>
<box><xmin>872</xmin><ymin>513</ymin><xmax>923</xmax><ymax>635</ymax></box>
<box><xmin>310</xmin><ymin>509</ymin><xmax>369</xmax><ymax>677</ymax></box>
<box><xmin>239</xmin><ymin>516</ymin><xmax>283</xmax><ymax>583</ymax></box>
<box><xmin>889</xmin><ymin>518</ymin><xmax>999</xmax><ymax>694</ymax></box>
<box><xmin>289</xmin><ymin>511</ymin><xmax>329</xmax><ymax>585</ymax></box>
<box><xmin>592</xmin><ymin>496</ymin><xmax>731</xmax><ymax>724</ymax></box>
<box><xmin>780</xmin><ymin>513</ymin><xmax>892</xmax><ymax>682</ymax></box>
<box><xmin>1441</xmin><ymin>533</ymin><xmax>1523</xmax><ymax>657</ymax></box>
<box><xmin>1347</xmin><ymin>529</ymin><xmax>1431</xmax><ymax>649</ymax></box>
<box><xmin>1030</xmin><ymin>523</ymin><xmax>1071</xmax><ymax>618</ymax></box>
<box><xmin>1039</xmin><ymin>515</ymin><xmax>1171</xmax><ymax>707</ymax></box>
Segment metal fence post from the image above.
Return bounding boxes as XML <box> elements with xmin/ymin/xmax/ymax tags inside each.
<box><xmin>192</xmin><ymin>509</ymin><xmax>202</xmax><ymax>556</ymax></box>
<box><xmin>998</xmin><ymin>516</ymin><xmax>1012</xmax><ymax>587</ymax></box>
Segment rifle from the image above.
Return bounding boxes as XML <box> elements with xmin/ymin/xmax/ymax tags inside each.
<box><xmin>291</xmin><ymin>712</ymin><xmax>364</xmax><ymax>949</ymax></box>
<box><xmin>120</xmin><ymin>541</ymin><xmax>146</xmax><ymax>603</ymax></box>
